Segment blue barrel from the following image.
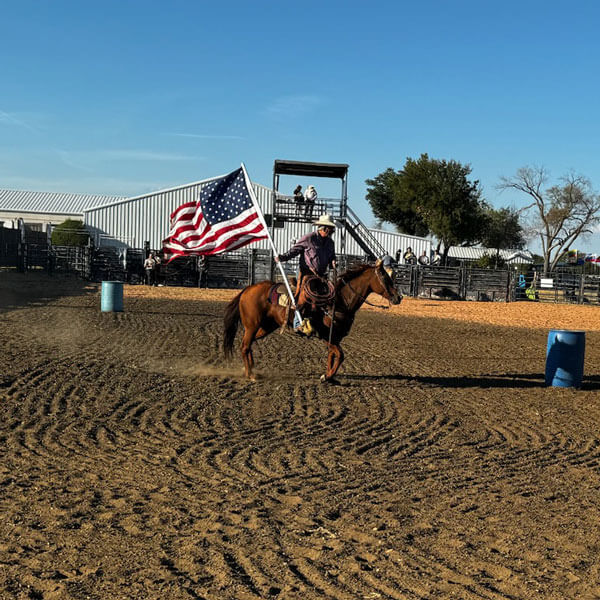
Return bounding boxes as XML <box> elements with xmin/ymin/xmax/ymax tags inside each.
<box><xmin>101</xmin><ymin>281</ymin><xmax>124</xmax><ymax>313</ymax></box>
<box><xmin>545</xmin><ymin>329</ymin><xmax>585</xmax><ymax>388</ymax></box>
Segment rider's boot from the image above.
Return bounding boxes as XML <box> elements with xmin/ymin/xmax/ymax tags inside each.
<box><xmin>298</xmin><ymin>317</ymin><xmax>314</xmax><ymax>336</ymax></box>
<box><xmin>294</xmin><ymin>303</ymin><xmax>315</xmax><ymax>336</ymax></box>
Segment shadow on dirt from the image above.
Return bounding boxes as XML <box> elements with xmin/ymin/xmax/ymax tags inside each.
<box><xmin>344</xmin><ymin>372</ymin><xmax>600</xmax><ymax>390</ymax></box>
<box><xmin>47</xmin><ymin>305</ymin><xmax>222</xmax><ymax>319</ymax></box>
<box><xmin>126</xmin><ymin>309</ymin><xmax>222</xmax><ymax>318</ymax></box>
<box><xmin>0</xmin><ymin>272</ymin><xmax>96</xmax><ymax>313</ymax></box>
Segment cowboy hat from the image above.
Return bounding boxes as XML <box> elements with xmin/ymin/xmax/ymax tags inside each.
<box><xmin>313</xmin><ymin>214</ymin><xmax>336</xmax><ymax>228</ymax></box>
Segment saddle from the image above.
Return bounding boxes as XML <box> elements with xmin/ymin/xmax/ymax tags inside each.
<box><xmin>268</xmin><ymin>283</ymin><xmax>292</xmax><ymax>307</ymax></box>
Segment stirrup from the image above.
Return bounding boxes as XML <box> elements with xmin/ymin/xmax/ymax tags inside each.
<box><xmin>295</xmin><ymin>318</ymin><xmax>314</xmax><ymax>336</ymax></box>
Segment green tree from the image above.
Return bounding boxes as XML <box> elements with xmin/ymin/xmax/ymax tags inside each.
<box><xmin>365</xmin><ymin>154</ymin><xmax>487</xmax><ymax>261</ymax></box>
<box><xmin>51</xmin><ymin>219</ymin><xmax>90</xmax><ymax>247</ymax></box>
<box><xmin>479</xmin><ymin>206</ymin><xmax>525</xmax><ymax>268</ymax></box>
<box><xmin>365</xmin><ymin>167</ymin><xmax>428</xmax><ymax>237</ymax></box>
<box><xmin>476</xmin><ymin>252</ymin><xmax>507</xmax><ymax>269</ymax></box>
<box><xmin>498</xmin><ymin>166</ymin><xmax>600</xmax><ymax>275</ymax></box>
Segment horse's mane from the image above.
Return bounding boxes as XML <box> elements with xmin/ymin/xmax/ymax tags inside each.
<box><xmin>336</xmin><ymin>263</ymin><xmax>373</xmax><ymax>290</ymax></box>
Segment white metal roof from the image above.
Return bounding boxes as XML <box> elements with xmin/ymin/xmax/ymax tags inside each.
<box><xmin>0</xmin><ymin>189</ymin><xmax>125</xmax><ymax>215</ymax></box>
<box><xmin>448</xmin><ymin>246</ymin><xmax>534</xmax><ymax>262</ymax></box>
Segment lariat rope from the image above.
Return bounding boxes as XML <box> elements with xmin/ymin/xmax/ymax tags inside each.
<box><xmin>303</xmin><ymin>276</ymin><xmax>336</xmax><ymax>306</ymax></box>
<box><xmin>299</xmin><ymin>268</ymin><xmax>393</xmax><ymax>316</ymax></box>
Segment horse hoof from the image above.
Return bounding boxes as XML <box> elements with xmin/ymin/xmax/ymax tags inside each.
<box><xmin>320</xmin><ymin>374</ymin><xmax>327</xmax><ymax>383</ymax></box>
<box><xmin>320</xmin><ymin>375</ymin><xmax>340</xmax><ymax>385</ymax></box>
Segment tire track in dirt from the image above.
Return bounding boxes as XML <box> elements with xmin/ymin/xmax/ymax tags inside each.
<box><xmin>3</xmin><ymin>278</ymin><xmax>600</xmax><ymax>599</ymax></box>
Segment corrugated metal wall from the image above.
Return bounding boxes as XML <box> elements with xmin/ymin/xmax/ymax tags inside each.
<box><xmin>85</xmin><ymin>181</ymin><xmax>207</xmax><ymax>248</ymax></box>
<box><xmin>84</xmin><ymin>178</ymin><xmax>430</xmax><ymax>259</ymax></box>
<box><xmin>363</xmin><ymin>229</ymin><xmax>430</xmax><ymax>263</ymax></box>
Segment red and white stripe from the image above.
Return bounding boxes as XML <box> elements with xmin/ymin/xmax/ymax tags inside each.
<box><xmin>162</xmin><ymin>201</ymin><xmax>267</xmax><ymax>260</ymax></box>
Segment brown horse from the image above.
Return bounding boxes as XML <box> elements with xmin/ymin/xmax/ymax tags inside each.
<box><xmin>223</xmin><ymin>261</ymin><xmax>402</xmax><ymax>382</ymax></box>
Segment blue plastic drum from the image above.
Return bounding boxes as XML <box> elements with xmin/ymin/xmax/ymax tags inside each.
<box><xmin>101</xmin><ymin>281</ymin><xmax>124</xmax><ymax>313</ymax></box>
<box><xmin>545</xmin><ymin>329</ymin><xmax>585</xmax><ymax>388</ymax></box>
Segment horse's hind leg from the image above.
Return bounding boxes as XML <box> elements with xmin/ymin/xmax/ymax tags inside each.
<box><xmin>241</xmin><ymin>327</ymin><xmax>258</xmax><ymax>381</ymax></box>
<box><xmin>242</xmin><ymin>321</ymin><xmax>279</xmax><ymax>380</ymax></box>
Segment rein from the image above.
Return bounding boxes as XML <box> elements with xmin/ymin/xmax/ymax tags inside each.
<box><xmin>340</xmin><ymin>270</ymin><xmax>392</xmax><ymax>310</ymax></box>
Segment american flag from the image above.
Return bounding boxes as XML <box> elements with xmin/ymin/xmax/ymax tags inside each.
<box><xmin>162</xmin><ymin>166</ymin><xmax>268</xmax><ymax>260</ymax></box>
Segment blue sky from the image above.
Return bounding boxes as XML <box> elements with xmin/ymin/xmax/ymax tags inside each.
<box><xmin>2</xmin><ymin>0</ymin><xmax>600</xmax><ymax>252</ymax></box>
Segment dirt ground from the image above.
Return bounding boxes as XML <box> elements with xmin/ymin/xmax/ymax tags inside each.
<box><xmin>1</xmin><ymin>271</ymin><xmax>600</xmax><ymax>600</ymax></box>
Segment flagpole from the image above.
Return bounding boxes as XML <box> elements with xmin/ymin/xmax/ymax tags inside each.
<box><xmin>241</xmin><ymin>163</ymin><xmax>301</xmax><ymax>319</ymax></box>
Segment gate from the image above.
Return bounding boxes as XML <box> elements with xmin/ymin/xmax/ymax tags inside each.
<box><xmin>205</xmin><ymin>252</ymin><xmax>251</xmax><ymax>288</ymax></box>
<box><xmin>52</xmin><ymin>246</ymin><xmax>90</xmax><ymax>277</ymax></box>
<box><xmin>0</xmin><ymin>228</ymin><xmax>20</xmax><ymax>268</ymax></box>
<box><xmin>91</xmin><ymin>247</ymin><xmax>126</xmax><ymax>281</ymax></box>
<box><xmin>416</xmin><ymin>266</ymin><xmax>463</xmax><ymax>299</ymax></box>
<box><xmin>465</xmin><ymin>268</ymin><xmax>510</xmax><ymax>301</ymax></box>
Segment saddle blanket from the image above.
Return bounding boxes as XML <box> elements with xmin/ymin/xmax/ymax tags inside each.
<box><xmin>268</xmin><ymin>283</ymin><xmax>292</xmax><ymax>307</ymax></box>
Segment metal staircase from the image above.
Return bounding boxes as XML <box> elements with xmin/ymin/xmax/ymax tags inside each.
<box><xmin>340</xmin><ymin>206</ymin><xmax>387</xmax><ymax>260</ymax></box>
<box><xmin>273</xmin><ymin>195</ymin><xmax>387</xmax><ymax>260</ymax></box>
<box><xmin>271</xmin><ymin>160</ymin><xmax>387</xmax><ymax>264</ymax></box>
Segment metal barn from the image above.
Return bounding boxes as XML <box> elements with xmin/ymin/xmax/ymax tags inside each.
<box><xmin>83</xmin><ymin>171</ymin><xmax>431</xmax><ymax>261</ymax></box>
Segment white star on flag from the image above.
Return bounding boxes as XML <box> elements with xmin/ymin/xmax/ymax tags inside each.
<box><xmin>162</xmin><ymin>166</ymin><xmax>268</xmax><ymax>261</ymax></box>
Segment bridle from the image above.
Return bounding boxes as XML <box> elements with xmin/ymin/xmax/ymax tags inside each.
<box><xmin>340</xmin><ymin>266</ymin><xmax>396</xmax><ymax>310</ymax></box>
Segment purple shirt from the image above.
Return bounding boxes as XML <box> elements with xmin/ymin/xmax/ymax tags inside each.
<box><xmin>280</xmin><ymin>231</ymin><xmax>336</xmax><ymax>275</ymax></box>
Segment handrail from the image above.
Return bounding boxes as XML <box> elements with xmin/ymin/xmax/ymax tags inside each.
<box><xmin>345</xmin><ymin>206</ymin><xmax>387</xmax><ymax>258</ymax></box>
<box><xmin>272</xmin><ymin>196</ymin><xmax>387</xmax><ymax>259</ymax></box>
<box><xmin>275</xmin><ymin>195</ymin><xmax>343</xmax><ymax>216</ymax></box>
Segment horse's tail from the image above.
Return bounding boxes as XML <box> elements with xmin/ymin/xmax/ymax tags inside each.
<box><xmin>223</xmin><ymin>290</ymin><xmax>244</xmax><ymax>359</ymax></box>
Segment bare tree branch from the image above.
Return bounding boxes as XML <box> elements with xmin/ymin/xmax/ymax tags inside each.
<box><xmin>498</xmin><ymin>166</ymin><xmax>600</xmax><ymax>275</ymax></box>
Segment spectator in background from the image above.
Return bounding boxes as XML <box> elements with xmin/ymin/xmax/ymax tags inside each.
<box><xmin>395</xmin><ymin>249</ymin><xmax>402</xmax><ymax>263</ymax></box>
<box><xmin>403</xmin><ymin>247</ymin><xmax>416</xmax><ymax>265</ymax></box>
<box><xmin>380</xmin><ymin>253</ymin><xmax>396</xmax><ymax>278</ymax></box>
<box><xmin>304</xmin><ymin>185</ymin><xmax>317</xmax><ymax>219</ymax></box>
<box><xmin>431</xmin><ymin>249</ymin><xmax>442</xmax><ymax>266</ymax></box>
<box><xmin>153</xmin><ymin>253</ymin><xmax>162</xmax><ymax>286</ymax></box>
<box><xmin>198</xmin><ymin>255</ymin><xmax>207</xmax><ymax>287</ymax></box>
<box><xmin>144</xmin><ymin>252</ymin><xmax>157</xmax><ymax>286</ymax></box>
<box><xmin>418</xmin><ymin>250</ymin><xmax>429</xmax><ymax>265</ymax></box>
<box><xmin>293</xmin><ymin>185</ymin><xmax>304</xmax><ymax>215</ymax></box>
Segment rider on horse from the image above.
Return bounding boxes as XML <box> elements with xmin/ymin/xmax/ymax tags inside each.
<box><xmin>275</xmin><ymin>214</ymin><xmax>337</xmax><ymax>335</ymax></box>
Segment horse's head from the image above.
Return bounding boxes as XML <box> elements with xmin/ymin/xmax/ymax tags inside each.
<box><xmin>372</xmin><ymin>260</ymin><xmax>402</xmax><ymax>305</ymax></box>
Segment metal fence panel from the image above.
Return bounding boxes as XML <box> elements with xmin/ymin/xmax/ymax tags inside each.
<box><xmin>52</xmin><ymin>246</ymin><xmax>90</xmax><ymax>277</ymax></box>
<box><xmin>5</xmin><ymin>234</ymin><xmax>600</xmax><ymax>305</ymax></box>
<box><xmin>250</xmin><ymin>250</ymin><xmax>272</xmax><ymax>285</ymax></box>
<box><xmin>205</xmin><ymin>253</ymin><xmax>250</xmax><ymax>288</ymax></box>
<box><xmin>465</xmin><ymin>268</ymin><xmax>509</xmax><ymax>301</ymax></box>
<box><xmin>0</xmin><ymin>228</ymin><xmax>19</xmax><ymax>267</ymax></box>
<box><xmin>91</xmin><ymin>247</ymin><xmax>126</xmax><ymax>281</ymax></box>
<box><xmin>25</xmin><ymin>243</ymin><xmax>49</xmax><ymax>269</ymax></box>
<box><xmin>161</xmin><ymin>256</ymin><xmax>199</xmax><ymax>287</ymax></box>
<box><xmin>581</xmin><ymin>276</ymin><xmax>600</xmax><ymax>305</ymax></box>
<box><xmin>417</xmin><ymin>266</ymin><xmax>463</xmax><ymax>299</ymax></box>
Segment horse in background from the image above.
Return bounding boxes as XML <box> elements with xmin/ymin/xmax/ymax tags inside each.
<box><xmin>224</xmin><ymin>261</ymin><xmax>402</xmax><ymax>382</ymax></box>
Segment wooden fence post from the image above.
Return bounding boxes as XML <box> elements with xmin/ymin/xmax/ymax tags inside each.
<box><xmin>459</xmin><ymin>265</ymin><xmax>467</xmax><ymax>299</ymax></box>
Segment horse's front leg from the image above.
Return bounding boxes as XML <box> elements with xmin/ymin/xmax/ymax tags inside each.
<box><xmin>321</xmin><ymin>343</ymin><xmax>344</xmax><ymax>383</ymax></box>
